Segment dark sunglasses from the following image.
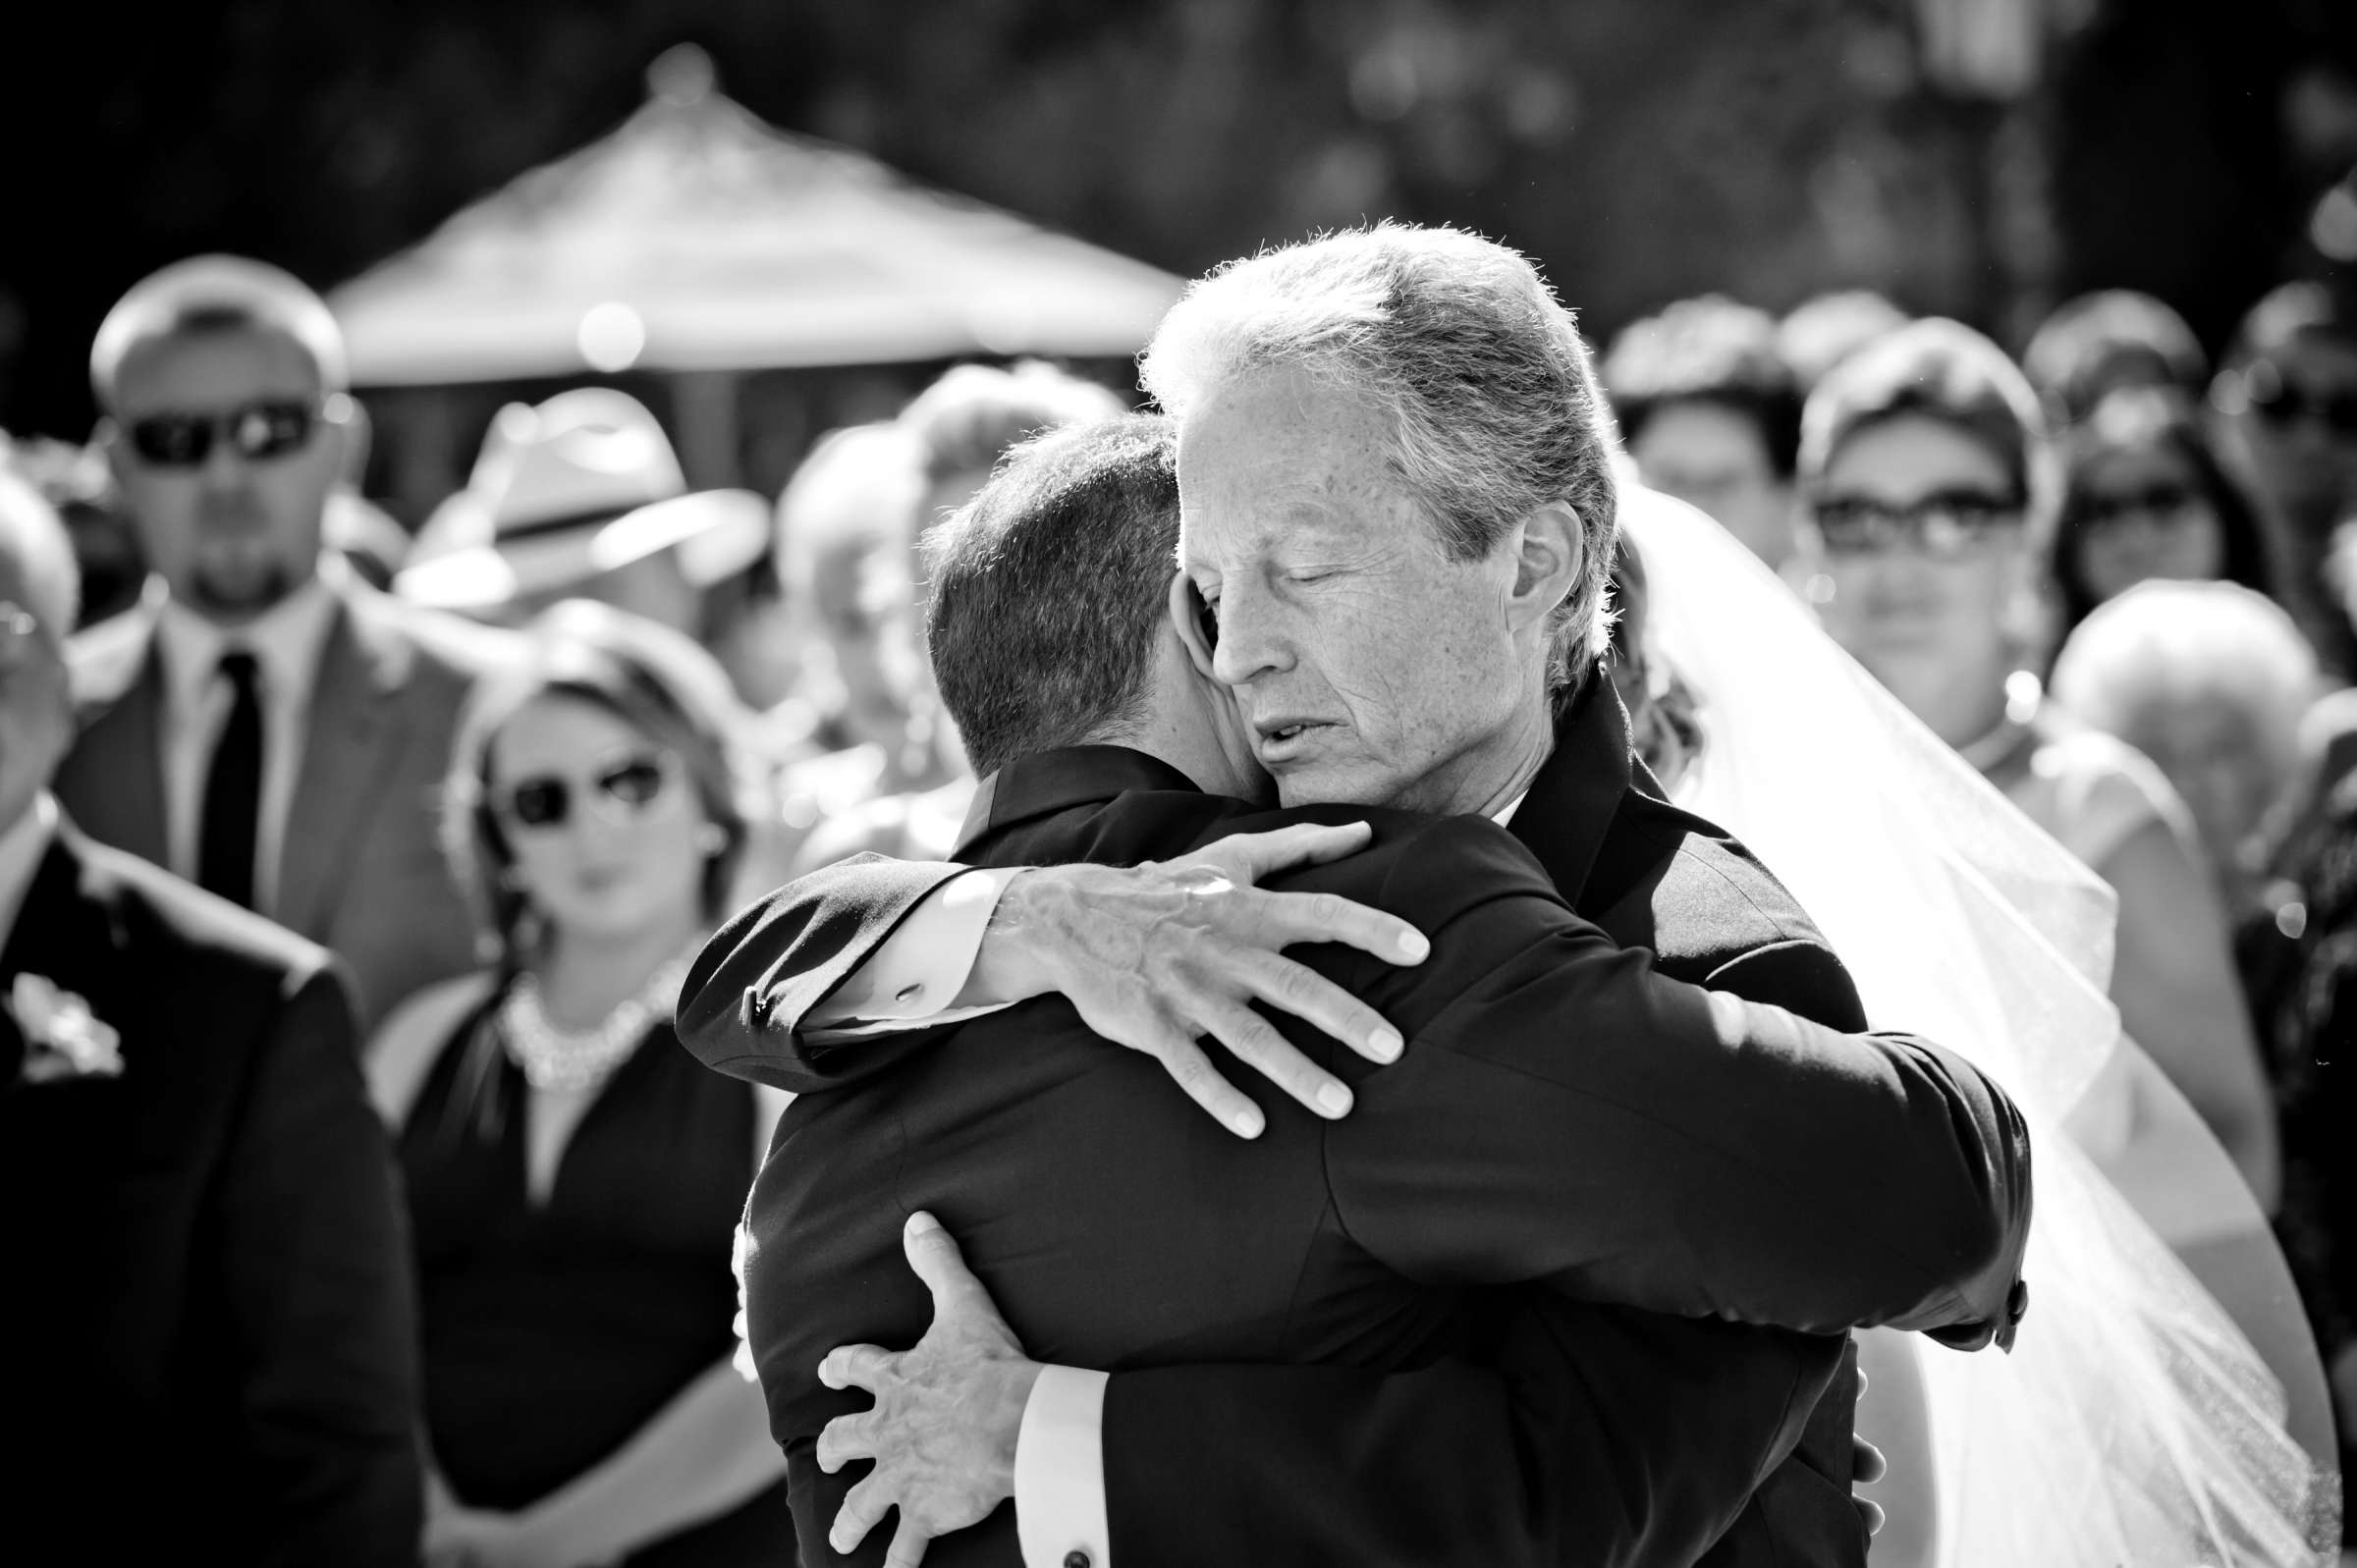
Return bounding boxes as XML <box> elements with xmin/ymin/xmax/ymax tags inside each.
<box><xmin>2067</xmin><ymin>480</ymin><xmax>2202</xmax><ymax>531</ymax></box>
<box><xmin>126</xmin><ymin>397</ymin><xmax>327</xmax><ymax>468</ymax></box>
<box><xmin>1809</xmin><ymin>489</ymin><xmax>2024</xmax><ymax>558</ymax></box>
<box><xmin>2247</xmin><ymin>373</ymin><xmax>2357</xmax><ymax>436</ymax></box>
<box><xmin>493</xmin><ymin>753</ymin><xmax>678</xmax><ymax>832</ymax></box>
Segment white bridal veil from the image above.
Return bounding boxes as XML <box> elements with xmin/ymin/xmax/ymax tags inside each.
<box><xmin>1621</xmin><ymin>487</ymin><xmax>2340</xmax><ymax>1566</ymax></box>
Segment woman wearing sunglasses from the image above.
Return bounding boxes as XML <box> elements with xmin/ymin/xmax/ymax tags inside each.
<box><xmin>366</xmin><ymin>601</ymin><xmax>790</xmax><ymax>1567</ymax></box>
<box><xmin>2047</xmin><ymin>385</ymin><xmax>2275</xmax><ymax>637</ymax></box>
<box><xmin>1791</xmin><ymin>319</ymin><xmax>2298</xmax><ymax>1562</ymax></box>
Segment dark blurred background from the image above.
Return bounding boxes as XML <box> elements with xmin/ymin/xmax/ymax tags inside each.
<box><xmin>6</xmin><ymin>0</ymin><xmax>2355</xmax><ymax>511</ymax></box>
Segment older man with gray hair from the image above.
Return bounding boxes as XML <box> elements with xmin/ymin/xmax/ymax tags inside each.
<box><xmin>683</xmin><ymin>225</ymin><xmax>2031</xmax><ymax>1568</ymax></box>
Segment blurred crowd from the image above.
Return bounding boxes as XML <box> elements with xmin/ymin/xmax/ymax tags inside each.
<box><xmin>8</xmin><ymin>239</ymin><xmax>2357</xmax><ymax>1562</ymax></box>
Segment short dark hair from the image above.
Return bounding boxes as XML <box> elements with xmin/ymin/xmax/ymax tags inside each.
<box><xmin>1602</xmin><ymin>296</ymin><xmax>1802</xmax><ymax>475</ymax></box>
<box><xmin>922</xmin><ymin>415</ymin><xmax>1179</xmax><ymax>777</ymax></box>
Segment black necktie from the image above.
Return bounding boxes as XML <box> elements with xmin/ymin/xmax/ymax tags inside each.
<box><xmin>197</xmin><ymin>650</ymin><xmax>263</xmax><ymax>908</ymax></box>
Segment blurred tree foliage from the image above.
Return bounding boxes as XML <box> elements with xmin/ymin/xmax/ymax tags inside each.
<box><xmin>2</xmin><ymin>0</ymin><xmax>2347</xmax><ymax>441</ymax></box>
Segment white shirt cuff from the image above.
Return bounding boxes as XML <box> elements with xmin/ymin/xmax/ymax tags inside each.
<box><xmin>1015</xmin><ymin>1365</ymin><xmax>1111</xmax><ymax>1568</ymax></box>
<box><xmin>801</xmin><ymin>866</ymin><xmax>1024</xmax><ymax>1037</ymax></box>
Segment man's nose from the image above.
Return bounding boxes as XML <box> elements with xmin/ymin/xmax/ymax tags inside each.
<box><xmin>1208</xmin><ymin>577</ymin><xmax>1294</xmax><ymax>687</ymax></box>
<box><xmin>196</xmin><ymin>429</ymin><xmax>252</xmax><ymax>489</ymax></box>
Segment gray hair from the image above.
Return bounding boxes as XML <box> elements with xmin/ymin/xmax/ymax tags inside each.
<box><xmin>1140</xmin><ymin>223</ymin><xmax>1620</xmax><ymax>667</ymax></box>
<box><xmin>2050</xmin><ymin>578</ymin><xmax>2318</xmax><ymax>748</ymax></box>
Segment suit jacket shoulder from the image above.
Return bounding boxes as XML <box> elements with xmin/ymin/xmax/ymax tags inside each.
<box><xmin>67</xmin><ymin>826</ymin><xmax>339</xmax><ymax>991</ymax></box>
<box><xmin>65</xmin><ymin>600</ymin><xmax>159</xmax><ymax>715</ymax></box>
<box><xmin>1590</xmin><ymin>791</ymin><xmax>1868</xmax><ymax>1031</ymax></box>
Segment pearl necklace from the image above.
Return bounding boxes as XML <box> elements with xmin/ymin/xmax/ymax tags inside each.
<box><xmin>498</xmin><ymin>946</ymin><xmax>701</xmax><ymax>1093</ymax></box>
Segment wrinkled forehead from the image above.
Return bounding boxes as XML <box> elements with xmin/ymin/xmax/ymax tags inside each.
<box><xmin>1175</xmin><ymin>369</ymin><xmax>1406</xmax><ymax>567</ymax></box>
<box><xmin>113</xmin><ymin>323</ymin><xmax>325</xmax><ymax>415</ymax></box>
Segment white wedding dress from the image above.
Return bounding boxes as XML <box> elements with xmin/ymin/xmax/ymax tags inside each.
<box><xmin>1621</xmin><ymin>487</ymin><xmax>2339</xmax><ymax>1566</ymax></box>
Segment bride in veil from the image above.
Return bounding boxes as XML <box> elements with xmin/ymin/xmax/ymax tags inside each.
<box><xmin>1617</xmin><ymin>481</ymin><xmax>2338</xmax><ymax>1565</ymax></box>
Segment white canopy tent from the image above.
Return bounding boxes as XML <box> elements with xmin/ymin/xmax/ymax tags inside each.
<box><xmin>330</xmin><ymin>48</ymin><xmax>1184</xmax><ymax>386</ymax></box>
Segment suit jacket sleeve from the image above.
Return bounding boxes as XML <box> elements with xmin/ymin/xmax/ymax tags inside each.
<box><xmin>1320</xmin><ymin>819</ymin><xmax>2031</xmax><ymax>1340</ymax></box>
<box><xmin>211</xmin><ymin>960</ymin><xmax>422</xmax><ymax>1567</ymax></box>
<box><xmin>676</xmin><ymin>854</ymin><xmax>971</xmax><ymax>1092</ymax></box>
<box><xmin>1092</xmin><ymin>819</ymin><xmax>2028</xmax><ymax>1566</ymax></box>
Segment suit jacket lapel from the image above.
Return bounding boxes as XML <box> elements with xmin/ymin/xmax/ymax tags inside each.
<box><xmin>276</xmin><ymin>596</ymin><xmax>410</xmax><ymax>936</ymax></box>
<box><xmin>59</xmin><ymin>647</ymin><xmax>171</xmax><ymax>869</ymax></box>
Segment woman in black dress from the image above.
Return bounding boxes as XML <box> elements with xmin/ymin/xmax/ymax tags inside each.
<box><xmin>368</xmin><ymin>601</ymin><xmax>791</xmax><ymax>1567</ymax></box>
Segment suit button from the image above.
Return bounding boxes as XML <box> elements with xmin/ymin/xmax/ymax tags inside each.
<box><xmin>1064</xmin><ymin>1553</ymin><xmax>1091</xmax><ymax>1568</ymax></box>
<box><xmin>2007</xmin><ymin>1279</ymin><xmax>2030</xmax><ymax>1324</ymax></box>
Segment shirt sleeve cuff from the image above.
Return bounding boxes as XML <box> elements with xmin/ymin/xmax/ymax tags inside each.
<box><xmin>801</xmin><ymin>866</ymin><xmax>1024</xmax><ymax>1036</ymax></box>
<box><xmin>1015</xmin><ymin>1365</ymin><xmax>1111</xmax><ymax>1568</ymax></box>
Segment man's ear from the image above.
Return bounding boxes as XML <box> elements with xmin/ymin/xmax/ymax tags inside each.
<box><xmin>1169</xmin><ymin>570</ymin><xmax>1219</xmax><ymax>677</ymax></box>
<box><xmin>1506</xmin><ymin>500</ymin><xmax>1585</xmax><ymax>634</ymax></box>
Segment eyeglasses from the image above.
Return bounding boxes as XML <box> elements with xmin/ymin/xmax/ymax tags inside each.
<box><xmin>2246</xmin><ymin>370</ymin><xmax>2357</xmax><ymax>436</ymax></box>
<box><xmin>125</xmin><ymin>396</ymin><xmax>330</xmax><ymax>469</ymax></box>
<box><xmin>2067</xmin><ymin>480</ymin><xmax>2203</xmax><ymax>532</ymax></box>
<box><xmin>492</xmin><ymin>751</ymin><xmax>680</xmax><ymax>833</ymax></box>
<box><xmin>1809</xmin><ymin>489</ymin><xmax>2024</xmax><ymax>558</ymax></box>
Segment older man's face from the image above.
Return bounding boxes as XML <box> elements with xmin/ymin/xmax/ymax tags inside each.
<box><xmin>1178</xmin><ymin>367</ymin><xmax>1526</xmax><ymax>814</ymax></box>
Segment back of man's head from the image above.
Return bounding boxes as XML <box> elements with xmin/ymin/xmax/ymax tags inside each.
<box><xmin>1139</xmin><ymin>222</ymin><xmax>1619</xmax><ymax>663</ymax></box>
<box><xmin>923</xmin><ymin>415</ymin><xmax>1179</xmax><ymax>777</ymax></box>
<box><xmin>90</xmin><ymin>255</ymin><xmax>347</xmax><ymax>411</ymax></box>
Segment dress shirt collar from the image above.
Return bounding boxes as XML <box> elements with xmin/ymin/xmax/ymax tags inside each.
<box><xmin>955</xmin><ymin>745</ymin><xmax>1203</xmax><ymax>857</ymax></box>
<box><xmin>0</xmin><ymin>791</ymin><xmax>59</xmax><ymax>950</ymax></box>
<box><xmin>154</xmin><ymin>565</ymin><xmax>340</xmax><ymax>714</ymax></box>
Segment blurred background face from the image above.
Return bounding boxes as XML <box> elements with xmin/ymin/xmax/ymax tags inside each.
<box><xmin>2236</xmin><ymin>331</ymin><xmax>2357</xmax><ymax>525</ymax></box>
<box><xmin>2069</xmin><ymin>441</ymin><xmax>2225</xmax><ymax>603</ymax></box>
<box><xmin>107</xmin><ymin>326</ymin><xmax>343</xmax><ymax>621</ymax></box>
<box><xmin>2107</xmin><ymin>690</ymin><xmax>2299</xmax><ymax>871</ymax></box>
<box><xmin>0</xmin><ymin>545</ymin><xmax>76</xmax><ymax>833</ymax></box>
<box><xmin>1628</xmin><ymin>399</ymin><xmax>1794</xmax><ymax>566</ymax></box>
<box><xmin>1808</xmin><ymin>414</ymin><xmax>2028</xmax><ymax>718</ymax></box>
<box><xmin>486</xmin><ymin>693</ymin><xmax>709</xmax><ymax>945</ymax></box>
<box><xmin>808</xmin><ymin>537</ymin><xmax>923</xmax><ymax>749</ymax></box>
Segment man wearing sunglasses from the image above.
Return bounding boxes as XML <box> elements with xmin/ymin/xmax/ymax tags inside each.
<box><xmin>53</xmin><ymin>255</ymin><xmax>513</xmax><ymax>1030</ymax></box>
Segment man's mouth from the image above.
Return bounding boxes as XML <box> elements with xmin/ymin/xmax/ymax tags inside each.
<box><xmin>1254</xmin><ymin>720</ymin><xmax>1328</xmax><ymax>760</ymax></box>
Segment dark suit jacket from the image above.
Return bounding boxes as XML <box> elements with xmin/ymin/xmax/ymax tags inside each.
<box><xmin>682</xmin><ymin>681</ymin><xmax>2033</xmax><ymax>1568</ymax></box>
<box><xmin>1</xmin><ymin>823</ymin><xmax>421</xmax><ymax>1565</ymax></box>
<box><xmin>55</xmin><ymin>572</ymin><xmax>514</xmax><ymax>1032</ymax></box>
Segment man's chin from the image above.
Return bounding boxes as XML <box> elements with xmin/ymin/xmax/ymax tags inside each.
<box><xmin>1271</xmin><ymin>762</ymin><xmax>1394</xmax><ymax>811</ymax></box>
<box><xmin>189</xmin><ymin>562</ymin><xmax>299</xmax><ymax>619</ymax></box>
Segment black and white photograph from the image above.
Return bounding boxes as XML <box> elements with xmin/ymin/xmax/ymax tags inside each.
<box><xmin>5</xmin><ymin>3</ymin><xmax>2357</xmax><ymax>1564</ymax></box>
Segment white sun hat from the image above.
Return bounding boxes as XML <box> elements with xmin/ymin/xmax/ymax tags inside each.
<box><xmin>396</xmin><ymin>388</ymin><xmax>768</xmax><ymax>613</ymax></box>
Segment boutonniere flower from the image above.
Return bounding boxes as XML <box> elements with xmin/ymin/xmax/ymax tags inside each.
<box><xmin>13</xmin><ymin>973</ymin><xmax>123</xmax><ymax>1085</ymax></box>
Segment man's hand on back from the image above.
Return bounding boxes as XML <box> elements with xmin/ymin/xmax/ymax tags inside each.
<box><xmin>966</xmin><ymin>821</ymin><xmax>1430</xmax><ymax>1137</ymax></box>
<box><xmin>816</xmin><ymin>1213</ymin><xmax>1041</xmax><ymax>1567</ymax></box>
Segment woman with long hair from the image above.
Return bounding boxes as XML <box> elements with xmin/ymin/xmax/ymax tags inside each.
<box><xmin>2046</xmin><ymin>384</ymin><xmax>2275</xmax><ymax>636</ymax></box>
<box><xmin>367</xmin><ymin>600</ymin><xmax>790</xmax><ymax>1567</ymax></box>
